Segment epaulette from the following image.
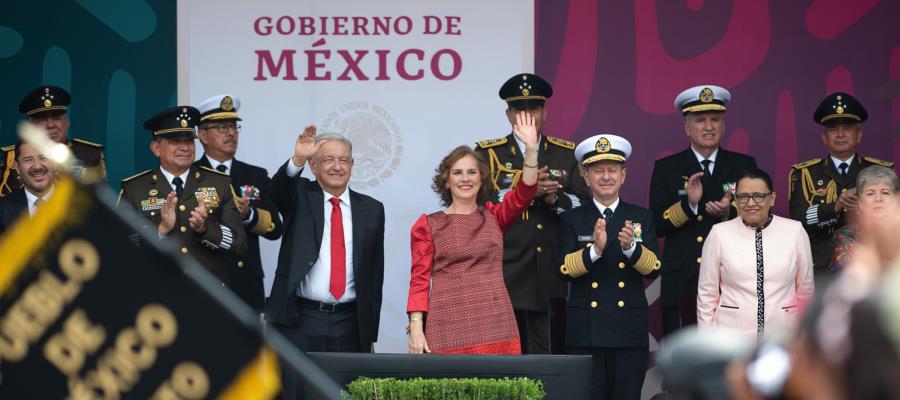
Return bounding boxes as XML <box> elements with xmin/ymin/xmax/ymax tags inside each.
<box><xmin>475</xmin><ymin>137</ymin><xmax>508</xmax><ymax>149</ymax></box>
<box><xmin>791</xmin><ymin>158</ymin><xmax>821</xmax><ymax>170</ymax></box>
<box><xmin>121</xmin><ymin>170</ymin><xmax>151</xmax><ymax>183</ymax></box>
<box><xmin>546</xmin><ymin>136</ymin><xmax>575</xmax><ymax>149</ymax></box>
<box><xmin>200</xmin><ymin>165</ymin><xmax>229</xmax><ymax>176</ymax></box>
<box><xmin>0</xmin><ymin>145</ymin><xmax>14</xmax><ymax>152</ymax></box>
<box><xmin>864</xmin><ymin>156</ymin><xmax>894</xmax><ymax>167</ymax></box>
<box><xmin>71</xmin><ymin>138</ymin><xmax>104</xmax><ymax>148</ymax></box>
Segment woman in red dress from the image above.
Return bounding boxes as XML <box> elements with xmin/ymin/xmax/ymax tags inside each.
<box><xmin>406</xmin><ymin>112</ymin><xmax>539</xmax><ymax>354</ymax></box>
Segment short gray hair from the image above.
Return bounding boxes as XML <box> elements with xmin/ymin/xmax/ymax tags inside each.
<box><xmin>856</xmin><ymin>165</ymin><xmax>899</xmax><ymax>193</ymax></box>
<box><xmin>315</xmin><ymin>132</ymin><xmax>353</xmax><ymax>157</ymax></box>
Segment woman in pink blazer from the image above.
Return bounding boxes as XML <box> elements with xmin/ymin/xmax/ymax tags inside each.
<box><xmin>697</xmin><ymin>169</ymin><xmax>814</xmax><ymax>339</ymax></box>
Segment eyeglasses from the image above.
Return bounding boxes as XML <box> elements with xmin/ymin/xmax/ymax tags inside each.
<box><xmin>203</xmin><ymin>123</ymin><xmax>240</xmax><ymax>133</ymax></box>
<box><xmin>735</xmin><ymin>192</ymin><xmax>772</xmax><ymax>204</ymax></box>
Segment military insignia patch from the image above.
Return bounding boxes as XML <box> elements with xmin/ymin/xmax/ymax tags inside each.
<box><xmin>149</xmin><ymin>189</ymin><xmax>158</xmax><ymax>196</ymax></box>
<box><xmin>221</xmin><ymin>96</ymin><xmax>234</xmax><ymax>111</ymax></box>
<box><xmin>699</xmin><ymin>87</ymin><xmax>714</xmax><ymax>103</ymax></box>
<box><xmin>195</xmin><ymin>187</ymin><xmax>220</xmax><ymax>208</ymax></box>
<box><xmin>141</xmin><ymin>197</ymin><xmax>164</xmax><ymax>211</ymax></box>
<box><xmin>596</xmin><ymin>137</ymin><xmax>611</xmax><ymax>153</ymax></box>
<box><xmin>240</xmin><ymin>185</ymin><xmax>260</xmax><ymax>200</ymax></box>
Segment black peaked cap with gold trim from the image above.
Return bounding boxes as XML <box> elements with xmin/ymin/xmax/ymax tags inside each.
<box><xmin>575</xmin><ymin>134</ymin><xmax>632</xmax><ymax>166</ymax></box>
<box><xmin>814</xmin><ymin>92</ymin><xmax>867</xmax><ymax>126</ymax></box>
<box><xmin>143</xmin><ymin>106</ymin><xmax>200</xmax><ymax>139</ymax></box>
<box><xmin>197</xmin><ymin>94</ymin><xmax>242</xmax><ymax>123</ymax></box>
<box><xmin>499</xmin><ymin>73</ymin><xmax>553</xmax><ymax>109</ymax></box>
<box><xmin>19</xmin><ymin>85</ymin><xmax>71</xmax><ymax>118</ymax></box>
<box><xmin>674</xmin><ymin>85</ymin><xmax>730</xmax><ymax>115</ymax></box>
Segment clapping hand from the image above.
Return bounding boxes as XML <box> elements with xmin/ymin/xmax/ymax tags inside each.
<box><xmin>158</xmin><ymin>192</ymin><xmax>177</xmax><ymax>236</ymax></box>
<box><xmin>705</xmin><ymin>192</ymin><xmax>732</xmax><ymax>217</ymax></box>
<box><xmin>593</xmin><ymin>218</ymin><xmax>607</xmax><ymax>255</ymax></box>
<box><xmin>190</xmin><ymin>194</ymin><xmax>210</xmax><ymax>234</ymax></box>
<box><xmin>687</xmin><ymin>172</ymin><xmax>703</xmax><ymax>207</ymax></box>
<box><xmin>235</xmin><ymin>191</ymin><xmax>251</xmax><ymax>218</ymax></box>
<box><xmin>292</xmin><ymin>124</ymin><xmax>323</xmax><ymax>167</ymax></box>
<box><xmin>618</xmin><ymin>221</ymin><xmax>635</xmax><ymax>251</ymax></box>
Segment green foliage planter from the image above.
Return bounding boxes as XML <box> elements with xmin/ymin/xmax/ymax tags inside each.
<box><xmin>343</xmin><ymin>377</ymin><xmax>545</xmax><ymax>400</ymax></box>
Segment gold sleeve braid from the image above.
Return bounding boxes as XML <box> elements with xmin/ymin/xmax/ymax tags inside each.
<box><xmin>560</xmin><ymin>248</ymin><xmax>589</xmax><ymax>278</ymax></box>
<box><xmin>1</xmin><ymin>150</ymin><xmax>15</xmax><ymax>195</ymax></box>
<box><xmin>632</xmin><ymin>245</ymin><xmax>661</xmax><ymax>275</ymax></box>
<box><xmin>663</xmin><ymin>201</ymin><xmax>689</xmax><ymax>227</ymax></box>
<box><xmin>250</xmin><ymin>209</ymin><xmax>276</xmax><ymax>235</ymax></box>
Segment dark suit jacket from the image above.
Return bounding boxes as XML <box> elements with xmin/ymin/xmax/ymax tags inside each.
<box><xmin>196</xmin><ymin>155</ymin><xmax>284</xmax><ymax>311</ymax></box>
<box><xmin>0</xmin><ymin>188</ymin><xmax>27</xmax><ymax>236</ymax></box>
<box><xmin>266</xmin><ymin>161</ymin><xmax>385</xmax><ymax>348</ymax></box>
<box><xmin>557</xmin><ymin>200</ymin><xmax>660</xmax><ymax>348</ymax></box>
<box><xmin>648</xmin><ymin>148</ymin><xmax>757</xmax><ymax>307</ymax></box>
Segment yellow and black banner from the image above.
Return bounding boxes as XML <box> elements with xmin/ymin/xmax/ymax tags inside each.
<box><xmin>0</xmin><ymin>177</ymin><xmax>279</xmax><ymax>399</ymax></box>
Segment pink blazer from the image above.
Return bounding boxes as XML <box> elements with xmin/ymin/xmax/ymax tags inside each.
<box><xmin>697</xmin><ymin>215</ymin><xmax>814</xmax><ymax>338</ymax></box>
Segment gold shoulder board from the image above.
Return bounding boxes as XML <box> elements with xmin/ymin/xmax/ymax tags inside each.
<box><xmin>199</xmin><ymin>165</ymin><xmax>229</xmax><ymax>176</ymax></box>
<box><xmin>791</xmin><ymin>158</ymin><xmax>822</xmax><ymax>170</ymax></box>
<box><xmin>863</xmin><ymin>156</ymin><xmax>894</xmax><ymax>167</ymax></box>
<box><xmin>475</xmin><ymin>137</ymin><xmax>508</xmax><ymax>149</ymax></box>
<box><xmin>71</xmin><ymin>138</ymin><xmax>104</xmax><ymax>148</ymax></box>
<box><xmin>0</xmin><ymin>145</ymin><xmax>14</xmax><ymax>152</ymax></box>
<box><xmin>121</xmin><ymin>170</ymin><xmax>151</xmax><ymax>183</ymax></box>
<box><xmin>546</xmin><ymin>136</ymin><xmax>575</xmax><ymax>149</ymax></box>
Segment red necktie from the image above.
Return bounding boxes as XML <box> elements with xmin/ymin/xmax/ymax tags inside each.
<box><xmin>328</xmin><ymin>197</ymin><xmax>346</xmax><ymax>300</ymax></box>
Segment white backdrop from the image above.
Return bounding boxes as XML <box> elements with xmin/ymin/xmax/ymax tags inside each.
<box><xmin>177</xmin><ymin>0</ymin><xmax>533</xmax><ymax>352</ymax></box>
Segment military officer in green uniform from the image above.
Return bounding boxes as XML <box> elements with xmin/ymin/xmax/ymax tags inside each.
<box><xmin>474</xmin><ymin>73</ymin><xmax>588</xmax><ymax>354</ymax></box>
<box><xmin>118</xmin><ymin>106</ymin><xmax>247</xmax><ymax>285</ymax></box>
<box><xmin>789</xmin><ymin>92</ymin><xmax>893</xmax><ymax>285</ymax></box>
<box><xmin>1</xmin><ymin>86</ymin><xmax>106</xmax><ymax>196</ymax></box>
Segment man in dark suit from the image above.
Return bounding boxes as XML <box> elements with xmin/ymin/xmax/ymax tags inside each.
<box><xmin>474</xmin><ymin>73</ymin><xmax>588</xmax><ymax>354</ymax></box>
<box><xmin>559</xmin><ymin>134</ymin><xmax>661</xmax><ymax>400</ymax></box>
<box><xmin>789</xmin><ymin>92</ymin><xmax>893</xmax><ymax>286</ymax></box>
<box><xmin>2</xmin><ymin>85</ymin><xmax>106</xmax><ymax>196</ymax></box>
<box><xmin>195</xmin><ymin>94</ymin><xmax>283</xmax><ymax>312</ymax></box>
<box><xmin>649</xmin><ymin>85</ymin><xmax>756</xmax><ymax>336</ymax></box>
<box><xmin>118</xmin><ymin>106</ymin><xmax>247</xmax><ymax>285</ymax></box>
<box><xmin>267</xmin><ymin>125</ymin><xmax>385</xmax><ymax>399</ymax></box>
<box><xmin>0</xmin><ymin>141</ymin><xmax>56</xmax><ymax>235</ymax></box>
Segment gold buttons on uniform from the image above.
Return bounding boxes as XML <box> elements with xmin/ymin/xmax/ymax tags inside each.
<box><xmin>617</xmin><ymin>300</ymin><xmax>624</xmax><ymax>308</ymax></box>
<box><xmin>150</xmin><ymin>211</ymin><xmax>156</xmax><ymax>216</ymax></box>
<box><xmin>696</xmin><ymin>236</ymin><xmax>704</xmax><ymax>243</ymax></box>
<box><xmin>697</xmin><ymin>215</ymin><xmax>704</xmax><ymax>222</ymax></box>
<box><xmin>536</xmin><ymin>246</ymin><xmax>543</xmax><ymax>253</ymax></box>
<box><xmin>180</xmin><ymin>226</ymin><xmax>187</xmax><ymax>233</ymax></box>
<box><xmin>618</xmin><ymin>262</ymin><xmax>625</xmax><ymax>269</ymax></box>
<box><xmin>237</xmin><ymin>261</ymin><xmax>245</xmax><ymax>268</ymax></box>
<box><xmin>180</xmin><ymin>247</ymin><xmax>188</xmax><ymax>254</ymax></box>
<box><xmin>591</xmin><ymin>282</ymin><xmax>598</xmax><ymax>289</ymax></box>
<box><xmin>536</xmin><ymin>224</ymin><xmax>543</xmax><ymax>230</ymax></box>
<box><xmin>618</xmin><ymin>281</ymin><xmax>625</xmax><ymax>288</ymax></box>
<box><xmin>820</xmin><ymin>200</ymin><xmax>824</xmax><ymax>204</ymax></box>
<box><xmin>697</xmin><ymin>257</ymin><xmax>702</xmax><ymax>264</ymax></box>
<box><xmin>179</xmin><ymin>205</ymin><xmax>186</xmax><ymax>211</ymax></box>
<box><xmin>590</xmin><ymin>301</ymin><xmax>598</xmax><ymax>308</ymax></box>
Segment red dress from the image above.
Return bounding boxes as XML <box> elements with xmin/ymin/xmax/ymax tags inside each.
<box><xmin>407</xmin><ymin>182</ymin><xmax>537</xmax><ymax>354</ymax></box>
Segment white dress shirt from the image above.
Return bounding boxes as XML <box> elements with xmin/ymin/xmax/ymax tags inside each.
<box><xmin>25</xmin><ymin>186</ymin><xmax>54</xmax><ymax>217</ymax></box>
<box><xmin>158</xmin><ymin>167</ymin><xmax>190</xmax><ymax>195</ymax></box>
<box><xmin>286</xmin><ymin>158</ymin><xmax>357</xmax><ymax>303</ymax></box>
<box><xmin>688</xmin><ymin>146</ymin><xmax>720</xmax><ymax>215</ymax></box>
<box><xmin>830</xmin><ymin>154</ymin><xmax>855</xmax><ymax>174</ymax></box>
<box><xmin>205</xmin><ymin>157</ymin><xmax>233</xmax><ymax>175</ymax></box>
<box><xmin>588</xmin><ymin>197</ymin><xmax>636</xmax><ymax>261</ymax></box>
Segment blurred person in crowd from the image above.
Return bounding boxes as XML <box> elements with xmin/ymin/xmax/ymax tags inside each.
<box><xmin>407</xmin><ymin>111</ymin><xmax>538</xmax><ymax>354</ymax></box>
<box><xmin>698</xmin><ymin>169</ymin><xmax>814</xmax><ymax>340</ymax></box>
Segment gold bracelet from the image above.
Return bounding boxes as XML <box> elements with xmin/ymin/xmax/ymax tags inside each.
<box><xmin>523</xmin><ymin>161</ymin><xmax>538</xmax><ymax>168</ymax></box>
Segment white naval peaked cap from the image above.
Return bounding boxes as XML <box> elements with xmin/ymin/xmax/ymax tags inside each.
<box><xmin>575</xmin><ymin>134</ymin><xmax>632</xmax><ymax>166</ymax></box>
<box><xmin>197</xmin><ymin>94</ymin><xmax>242</xmax><ymax>122</ymax></box>
<box><xmin>674</xmin><ymin>85</ymin><xmax>730</xmax><ymax>115</ymax></box>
